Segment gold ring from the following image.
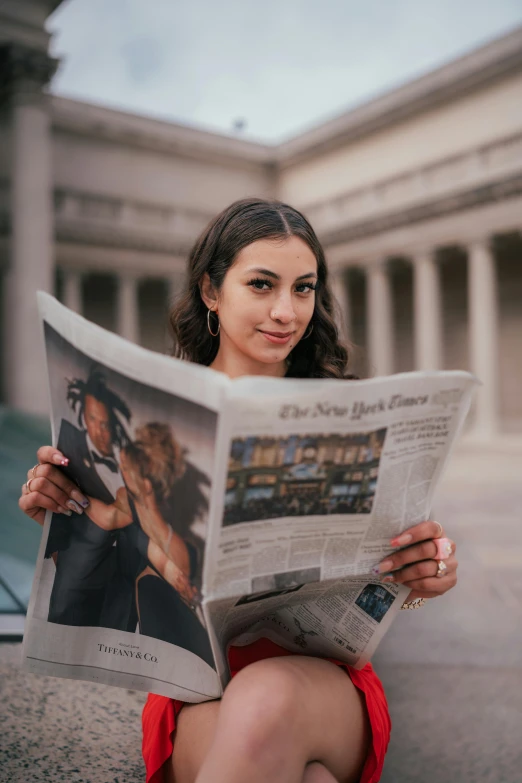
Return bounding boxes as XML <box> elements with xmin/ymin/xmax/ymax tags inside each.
<box><xmin>31</xmin><ymin>464</ymin><xmax>40</xmax><ymax>480</ymax></box>
<box><xmin>433</xmin><ymin>521</ymin><xmax>443</xmax><ymax>539</ymax></box>
<box><xmin>436</xmin><ymin>560</ymin><xmax>448</xmax><ymax>578</ymax></box>
<box><xmin>26</xmin><ymin>477</ymin><xmax>37</xmax><ymax>493</ymax></box>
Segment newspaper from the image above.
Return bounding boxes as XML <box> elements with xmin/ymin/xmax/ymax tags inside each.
<box><xmin>22</xmin><ymin>293</ymin><xmax>478</xmax><ymax>700</ymax></box>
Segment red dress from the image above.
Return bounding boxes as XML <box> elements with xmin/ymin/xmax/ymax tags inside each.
<box><xmin>142</xmin><ymin>638</ymin><xmax>391</xmax><ymax>783</ymax></box>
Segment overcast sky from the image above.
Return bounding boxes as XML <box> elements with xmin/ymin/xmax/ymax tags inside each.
<box><xmin>48</xmin><ymin>0</ymin><xmax>522</xmax><ymax>142</ymax></box>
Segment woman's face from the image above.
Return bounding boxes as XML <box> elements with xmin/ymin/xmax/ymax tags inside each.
<box><xmin>209</xmin><ymin>236</ymin><xmax>317</xmax><ymax>376</ymax></box>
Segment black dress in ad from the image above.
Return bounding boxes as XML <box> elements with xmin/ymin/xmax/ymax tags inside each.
<box><xmin>127</xmin><ymin>495</ymin><xmax>215</xmax><ymax>669</ymax></box>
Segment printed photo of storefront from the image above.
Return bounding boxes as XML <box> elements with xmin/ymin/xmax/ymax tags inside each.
<box><xmin>222</xmin><ymin>428</ymin><xmax>387</xmax><ymax>526</ymax></box>
<box><xmin>355</xmin><ymin>583</ymin><xmax>395</xmax><ymax>623</ymax></box>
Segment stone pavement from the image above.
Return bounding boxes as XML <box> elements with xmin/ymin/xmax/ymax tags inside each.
<box><xmin>374</xmin><ymin>442</ymin><xmax>522</xmax><ymax>783</ymax></box>
<box><xmin>0</xmin><ymin>642</ymin><xmax>146</xmax><ymax>783</ymax></box>
<box><xmin>1</xmin><ymin>444</ymin><xmax>521</xmax><ymax>782</ymax></box>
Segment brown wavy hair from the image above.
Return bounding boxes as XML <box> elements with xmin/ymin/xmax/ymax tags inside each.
<box><xmin>169</xmin><ymin>197</ymin><xmax>352</xmax><ymax>378</ymax></box>
<box><xmin>124</xmin><ymin>422</ymin><xmax>185</xmax><ymax>503</ymax></box>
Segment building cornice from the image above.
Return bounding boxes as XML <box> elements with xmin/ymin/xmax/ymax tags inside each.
<box><xmin>301</xmin><ymin>130</ymin><xmax>522</xmax><ymax>229</ymax></box>
<box><xmin>0</xmin><ymin>1</ymin><xmax>67</xmax><ymax>54</ymax></box>
<box><xmin>54</xmin><ymin>220</ymin><xmax>194</xmax><ymax>257</ymax></box>
<box><xmin>319</xmin><ymin>172</ymin><xmax>522</xmax><ymax>248</ymax></box>
<box><xmin>40</xmin><ymin>173</ymin><xmax>522</xmax><ymax>256</ymax></box>
<box><xmin>2</xmin><ymin>168</ymin><xmax>520</xmax><ymax>256</ymax></box>
<box><xmin>51</xmin><ymin>96</ymin><xmax>275</xmax><ymax>170</ymax></box>
<box><xmin>0</xmin><ymin>42</ymin><xmax>59</xmax><ymax>104</ymax></box>
<box><xmin>276</xmin><ymin>25</ymin><xmax>522</xmax><ymax>167</ymax></box>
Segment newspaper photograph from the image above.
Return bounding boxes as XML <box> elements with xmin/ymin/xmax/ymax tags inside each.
<box><xmin>23</xmin><ymin>295</ymin><xmax>224</xmax><ymax>701</ymax></box>
<box><xmin>22</xmin><ymin>294</ymin><xmax>478</xmax><ymax>699</ymax></box>
<box><xmin>222</xmin><ymin>428</ymin><xmax>386</xmax><ymax>525</ymax></box>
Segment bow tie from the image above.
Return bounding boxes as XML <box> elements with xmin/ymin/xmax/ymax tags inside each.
<box><xmin>92</xmin><ymin>452</ymin><xmax>119</xmax><ymax>474</ymax></box>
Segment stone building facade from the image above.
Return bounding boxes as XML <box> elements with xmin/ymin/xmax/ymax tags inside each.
<box><xmin>1</xmin><ymin>1</ymin><xmax>521</xmax><ymax>443</ymax></box>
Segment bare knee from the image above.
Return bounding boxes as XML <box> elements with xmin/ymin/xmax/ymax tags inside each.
<box><xmin>218</xmin><ymin>658</ymin><xmax>308</xmax><ymax>763</ymax></box>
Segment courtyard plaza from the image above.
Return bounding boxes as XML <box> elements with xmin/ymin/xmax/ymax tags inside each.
<box><xmin>0</xmin><ymin>413</ymin><xmax>521</xmax><ymax>782</ymax></box>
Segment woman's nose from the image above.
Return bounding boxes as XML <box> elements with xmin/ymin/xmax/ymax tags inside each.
<box><xmin>271</xmin><ymin>294</ymin><xmax>296</xmax><ymax>323</ymax></box>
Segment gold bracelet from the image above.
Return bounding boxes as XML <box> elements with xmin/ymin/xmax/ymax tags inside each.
<box><xmin>400</xmin><ymin>597</ymin><xmax>426</xmax><ymax>610</ymax></box>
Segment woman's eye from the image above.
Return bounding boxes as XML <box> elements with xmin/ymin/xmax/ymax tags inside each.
<box><xmin>248</xmin><ymin>278</ymin><xmax>272</xmax><ymax>291</ymax></box>
<box><xmin>295</xmin><ymin>282</ymin><xmax>316</xmax><ymax>293</ymax></box>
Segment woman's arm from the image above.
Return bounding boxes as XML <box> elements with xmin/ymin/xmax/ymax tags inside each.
<box><xmin>85</xmin><ymin>487</ymin><xmax>133</xmax><ymax>531</ymax></box>
<box><xmin>136</xmin><ymin>506</ymin><xmax>193</xmax><ymax>573</ymax></box>
<box><xmin>146</xmin><ymin>539</ymin><xmax>197</xmax><ymax>603</ymax></box>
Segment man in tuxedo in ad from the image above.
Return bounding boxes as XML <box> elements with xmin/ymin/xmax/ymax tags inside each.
<box><xmin>46</xmin><ymin>367</ymin><xmax>141</xmax><ymax>630</ymax></box>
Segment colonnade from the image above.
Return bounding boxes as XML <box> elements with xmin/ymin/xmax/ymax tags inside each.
<box><xmin>330</xmin><ymin>236</ymin><xmax>500</xmax><ymax>439</ymax></box>
<box><xmin>60</xmin><ymin>269</ymin><xmax>183</xmax><ymax>343</ymax></box>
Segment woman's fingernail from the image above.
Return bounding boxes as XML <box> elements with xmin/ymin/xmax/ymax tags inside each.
<box><xmin>382</xmin><ymin>574</ymin><xmax>395</xmax><ymax>583</ymax></box>
<box><xmin>66</xmin><ymin>500</ymin><xmax>83</xmax><ymax>514</ymax></box>
<box><xmin>53</xmin><ymin>453</ymin><xmax>69</xmax><ymax>466</ymax></box>
<box><xmin>378</xmin><ymin>559</ymin><xmax>394</xmax><ymax>573</ymax></box>
<box><xmin>58</xmin><ymin>506</ymin><xmax>72</xmax><ymax>516</ymax></box>
<box><xmin>390</xmin><ymin>533</ymin><xmax>413</xmax><ymax>547</ymax></box>
<box><xmin>70</xmin><ymin>490</ymin><xmax>89</xmax><ymax>508</ymax></box>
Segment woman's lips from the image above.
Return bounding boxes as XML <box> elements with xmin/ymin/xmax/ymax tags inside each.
<box><xmin>258</xmin><ymin>330</ymin><xmax>294</xmax><ymax>344</ymax></box>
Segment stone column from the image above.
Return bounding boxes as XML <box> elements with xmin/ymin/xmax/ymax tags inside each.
<box><xmin>366</xmin><ymin>260</ymin><xmax>393</xmax><ymax>377</ymax></box>
<box><xmin>329</xmin><ymin>266</ymin><xmax>351</xmax><ymax>340</ymax></box>
<box><xmin>468</xmin><ymin>238</ymin><xmax>499</xmax><ymax>439</ymax></box>
<box><xmin>62</xmin><ymin>269</ymin><xmax>83</xmax><ymax>314</ymax></box>
<box><xmin>413</xmin><ymin>249</ymin><xmax>442</xmax><ymax>370</ymax></box>
<box><xmin>116</xmin><ymin>273</ymin><xmax>140</xmax><ymax>344</ymax></box>
<box><xmin>1</xmin><ymin>43</ymin><xmax>58</xmax><ymax>413</ymax></box>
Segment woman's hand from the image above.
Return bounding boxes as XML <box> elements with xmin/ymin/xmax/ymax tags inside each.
<box><xmin>375</xmin><ymin>520</ymin><xmax>457</xmax><ymax>601</ymax></box>
<box><xmin>167</xmin><ymin>567</ymin><xmax>199</xmax><ymax>606</ymax></box>
<box><xmin>18</xmin><ymin>446</ymin><xmax>90</xmax><ymax>526</ymax></box>
<box><xmin>147</xmin><ymin>539</ymin><xmax>198</xmax><ymax>605</ymax></box>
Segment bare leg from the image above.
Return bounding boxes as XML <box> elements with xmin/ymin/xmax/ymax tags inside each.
<box><xmin>303</xmin><ymin>762</ymin><xmax>339</xmax><ymax>783</ymax></box>
<box><xmin>166</xmin><ymin>701</ymin><xmax>220</xmax><ymax>783</ymax></box>
<box><xmin>170</xmin><ymin>736</ymin><xmax>338</xmax><ymax>783</ymax></box>
<box><xmin>169</xmin><ymin>656</ymin><xmax>370</xmax><ymax>783</ymax></box>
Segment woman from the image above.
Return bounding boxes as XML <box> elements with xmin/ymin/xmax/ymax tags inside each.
<box><xmin>85</xmin><ymin>423</ymin><xmax>197</xmax><ymax>601</ymax></box>
<box><xmin>19</xmin><ymin>198</ymin><xmax>458</xmax><ymax>783</ymax></box>
<box><xmin>85</xmin><ymin>422</ymin><xmax>215</xmax><ymax>666</ymax></box>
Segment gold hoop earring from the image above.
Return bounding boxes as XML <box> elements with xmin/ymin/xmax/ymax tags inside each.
<box><xmin>302</xmin><ymin>323</ymin><xmax>313</xmax><ymax>340</ymax></box>
<box><xmin>207</xmin><ymin>309</ymin><xmax>220</xmax><ymax>337</ymax></box>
